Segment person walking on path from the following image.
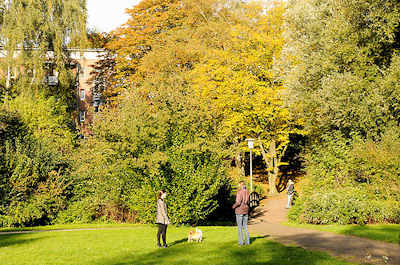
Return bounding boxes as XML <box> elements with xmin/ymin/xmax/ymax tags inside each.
<box><xmin>286</xmin><ymin>180</ymin><xmax>295</xmax><ymax>209</ymax></box>
<box><xmin>232</xmin><ymin>181</ymin><xmax>250</xmax><ymax>246</ymax></box>
<box><xmin>156</xmin><ymin>190</ymin><xmax>170</xmax><ymax>248</ymax></box>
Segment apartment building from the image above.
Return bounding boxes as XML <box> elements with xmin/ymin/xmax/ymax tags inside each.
<box><xmin>70</xmin><ymin>49</ymin><xmax>106</xmax><ymax>135</ymax></box>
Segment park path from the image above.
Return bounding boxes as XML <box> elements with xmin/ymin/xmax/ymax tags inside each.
<box><xmin>248</xmin><ymin>195</ymin><xmax>400</xmax><ymax>265</ymax></box>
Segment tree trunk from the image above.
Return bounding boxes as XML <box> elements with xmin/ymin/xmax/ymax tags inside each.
<box><xmin>6</xmin><ymin>66</ymin><xmax>10</xmax><ymax>89</ymax></box>
<box><xmin>268</xmin><ymin>140</ymin><xmax>278</xmax><ymax>194</ymax></box>
<box><xmin>258</xmin><ymin>137</ymin><xmax>274</xmax><ymax>193</ymax></box>
<box><xmin>235</xmin><ymin>151</ymin><xmax>245</xmax><ymax>178</ymax></box>
<box><xmin>234</xmin><ymin>138</ymin><xmax>245</xmax><ymax>178</ymax></box>
<box><xmin>259</xmin><ymin>136</ymin><xmax>288</xmax><ymax>195</ymax></box>
<box><xmin>240</xmin><ymin>152</ymin><xmax>245</xmax><ymax>177</ymax></box>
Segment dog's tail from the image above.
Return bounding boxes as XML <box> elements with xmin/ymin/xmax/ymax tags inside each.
<box><xmin>196</xmin><ymin>227</ymin><xmax>203</xmax><ymax>237</ymax></box>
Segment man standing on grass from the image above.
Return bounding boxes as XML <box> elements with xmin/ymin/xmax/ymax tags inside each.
<box><xmin>232</xmin><ymin>181</ymin><xmax>250</xmax><ymax>246</ymax></box>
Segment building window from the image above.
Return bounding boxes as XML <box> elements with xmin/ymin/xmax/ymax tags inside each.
<box><xmin>80</xmin><ymin>89</ymin><xmax>85</xmax><ymax>100</ymax></box>
<box><xmin>80</xmin><ymin>67</ymin><xmax>85</xmax><ymax>77</ymax></box>
<box><xmin>79</xmin><ymin>111</ymin><xmax>85</xmax><ymax>123</ymax></box>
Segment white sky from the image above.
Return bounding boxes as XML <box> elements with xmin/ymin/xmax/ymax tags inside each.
<box><xmin>87</xmin><ymin>0</ymin><xmax>141</xmax><ymax>32</ymax></box>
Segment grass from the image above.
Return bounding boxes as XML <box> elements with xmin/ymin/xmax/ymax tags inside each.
<box><xmin>285</xmin><ymin>223</ymin><xmax>400</xmax><ymax>244</ymax></box>
<box><xmin>0</xmin><ymin>225</ymin><xmax>357</xmax><ymax>265</ymax></box>
<box><xmin>0</xmin><ymin>223</ymin><xmax>140</xmax><ymax>233</ymax></box>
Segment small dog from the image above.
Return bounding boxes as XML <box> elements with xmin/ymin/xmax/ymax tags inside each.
<box><xmin>188</xmin><ymin>227</ymin><xmax>203</xmax><ymax>243</ymax></box>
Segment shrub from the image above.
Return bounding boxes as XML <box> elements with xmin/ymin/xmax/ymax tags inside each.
<box><xmin>1</xmin><ymin>134</ymin><xmax>72</xmax><ymax>227</ymax></box>
<box><xmin>55</xmin><ymin>197</ymin><xmax>101</xmax><ymax>224</ymax></box>
<box><xmin>127</xmin><ymin>150</ymin><xmax>229</xmax><ymax>224</ymax></box>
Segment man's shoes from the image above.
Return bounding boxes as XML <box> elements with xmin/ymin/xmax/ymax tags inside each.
<box><xmin>163</xmin><ymin>244</ymin><xmax>168</xmax><ymax>248</ymax></box>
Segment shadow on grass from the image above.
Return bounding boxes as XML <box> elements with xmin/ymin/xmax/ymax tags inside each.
<box><xmin>169</xmin><ymin>238</ymin><xmax>188</xmax><ymax>246</ymax></box>
<box><xmin>250</xmin><ymin>235</ymin><xmax>269</xmax><ymax>244</ymax></box>
<box><xmin>0</xmin><ymin>233</ymin><xmax>44</xmax><ymax>248</ymax></box>
<box><xmin>93</xmin><ymin>236</ymin><xmax>350</xmax><ymax>265</ymax></box>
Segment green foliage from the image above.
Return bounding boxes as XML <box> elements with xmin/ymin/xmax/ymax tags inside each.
<box><xmin>284</xmin><ymin>0</ymin><xmax>400</xmax><ymax>224</ymax></box>
<box><xmin>284</xmin><ymin>0</ymin><xmax>400</xmax><ymax>138</ymax></box>
<box><xmin>165</xmin><ymin>151</ymin><xmax>228</xmax><ymax>224</ymax></box>
<box><xmin>55</xmin><ymin>197</ymin><xmax>103</xmax><ymax>224</ymax></box>
<box><xmin>253</xmin><ymin>184</ymin><xmax>266</xmax><ymax>198</ymax></box>
<box><xmin>0</xmin><ymin>0</ymin><xmax>87</xmax><ymax>100</ymax></box>
<box><xmin>0</xmin><ymin>91</ymin><xmax>75</xmax><ymax>227</ymax></box>
<box><xmin>4</xmin><ymin>92</ymin><xmax>76</xmax><ymax>155</ymax></box>
<box><xmin>70</xmin><ymin>80</ymin><xmax>230</xmax><ymax>224</ymax></box>
<box><xmin>289</xmin><ymin>128</ymin><xmax>400</xmax><ymax>224</ymax></box>
<box><xmin>290</xmin><ymin>188</ymin><xmax>400</xmax><ymax>225</ymax></box>
<box><xmin>1</xmin><ymin>134</ymin><xmax>72</xmax><ymax>227</ymax></box>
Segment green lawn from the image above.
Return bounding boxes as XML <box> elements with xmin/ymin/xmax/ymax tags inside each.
<box><xmin>0</xmin><ymin>225</ymin><xmax>357</xmax><ymax>265</ymax></box>
<box><xmin>0</xmin><ymin>223</ymin><xmax>140</xmax><ymax>233</ymax></box>
<box><xmin>285</xmin><ymin>223</ymin><xmax>400</xmax><ymax>244</ymax></box>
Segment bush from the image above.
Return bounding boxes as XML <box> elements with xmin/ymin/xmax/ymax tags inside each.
<box><xmin>0</xmin><ymin>93</ymin><xmax>75</xmax><ymax>228</ymax></box>
<box><xmin>55</xmin><ymin>197</ymin><xmax>101</xmax><ymax>224</ymax></box>
<box><xmin>127</xmin><ymin>150</ymin><xmax>229</xmax><ymax>224</ymax></box>
<box><xmin>1</xmin><ymin>134</ymin><xmax>72</xmax><ymax>227</ymax></box>
<box><xmin>290</xmin><ymin>187</ymin><xmax>400</xmax><ymax>225</ymax></box>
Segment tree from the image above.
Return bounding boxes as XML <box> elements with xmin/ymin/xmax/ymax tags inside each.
<box><xmin>283</xmin><ymin>0</ymin><xmax>400</xmax><ymax>224</ymax></box>
<box><xmin>283</xmin><ymin>0</ymin><xmax>400</xmax><ymax>139</ymax></box>
<box><xmin>0</xmin><ymin>0</ymin><xmax>87</xmax><ymax>104</ymax></box>
<box><xmin>107</xmin><ymin>0</ymin><xmax>186</xmax><ymax>88</ymax></box>
<box><xmin>190</xmin><ymin>1</ymin><xmax>299</xmax><ymax>193</ymax></box>
<box><xmin>0</xmin><ymin>0</ymin><xmax>87</xmax><ymax>227</ymax></box>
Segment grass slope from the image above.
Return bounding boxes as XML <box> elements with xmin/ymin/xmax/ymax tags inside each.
<box><xmin>0</xmin><ymin>225</ymin><xmax>356</xmax><ymax>265</ymax></box>
<box><xmin>285</xmin><ymin>223</ymin><xmax>400</xmax><ymax>244</ymax></box>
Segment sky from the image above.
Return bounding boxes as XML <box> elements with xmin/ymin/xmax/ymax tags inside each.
<box><xmin>87</xmin><ymin>0</ymin><xmax>141</xmax><ymax>32</ymax></box>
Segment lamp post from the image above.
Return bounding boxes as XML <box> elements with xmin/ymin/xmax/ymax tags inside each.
<box><xmin>246</xmin><ymin>138</ymin><xmax>255</xmax><ymax>192</ymax></box>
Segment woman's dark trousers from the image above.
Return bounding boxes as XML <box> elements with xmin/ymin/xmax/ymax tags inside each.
<box><xmin>157</xmin><ymin>223</ymin><xmax>167</xmax><ymax>246</ymax></box>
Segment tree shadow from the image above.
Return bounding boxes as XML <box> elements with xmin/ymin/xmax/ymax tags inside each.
<box><xmin>0</xmin><ymin>233</ymin><xmax>44</xmax><ymax>248</ymax></box>
<box><xmin>249</xmin><ymin>207</ymin><xmax>267</xmax><ymax>220</ymax></box>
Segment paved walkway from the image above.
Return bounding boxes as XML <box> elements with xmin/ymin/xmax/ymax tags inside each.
<box><xmin>248</xmin><ymin>196</ymin><xmax>400</xmax><ymax>265</ymax></box>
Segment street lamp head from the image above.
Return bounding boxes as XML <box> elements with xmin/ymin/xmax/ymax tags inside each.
<box><xmin>246</xmin><ymin>138</ymin><xmax>255</xmax><ymax>149</ymax></box>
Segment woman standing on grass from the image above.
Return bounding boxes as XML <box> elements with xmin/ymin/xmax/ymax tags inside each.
<box><xmin>156</xmin><ymin>190</ymin><xmax>170</xmax><ymax>248</ymax></box>
<box><xmin>232</xmin><ymin>181</ymin><xmax>250</xmax><ymax>246</ymax></box>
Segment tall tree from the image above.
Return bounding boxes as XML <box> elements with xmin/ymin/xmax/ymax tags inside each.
<box><xmin>0</xmin><ymin>0</ymin><xmax>87</xmax><ymax>104</ymax></box>
<box><xmin>191</xmin><ymin>1</ymin><xmax>299</xmax><ymax>193</ymax></box>
<box><xmin>107</xmin><ymin>0</ymin><xmax>185</xmax><ymax>88</ymax></box>
<box><xmin>283</xmin><ymin>0</ymin><xmax>400</xmax><ymax>139</ymax></box>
